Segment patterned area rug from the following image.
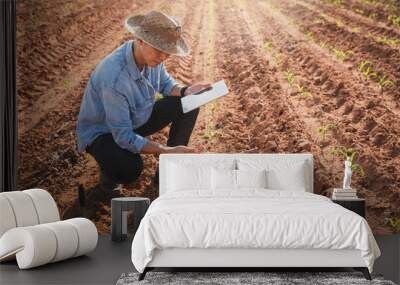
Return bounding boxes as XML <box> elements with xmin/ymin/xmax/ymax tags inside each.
<box><xmin>116</xmin><ymin>271</ymin><xmax>395</xmax><ymax>285</ymax></box>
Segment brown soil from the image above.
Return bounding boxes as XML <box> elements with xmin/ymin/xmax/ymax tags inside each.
<box><xmin>17</xmin><ymin>0</ymin><xmax>400</xmax><ymax>234</ymax></box>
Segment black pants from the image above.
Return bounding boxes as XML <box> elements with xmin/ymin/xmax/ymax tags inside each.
<box><xmin>86</xmin><ymin>96</ymin><xmax>199</xmax><ymax>185</ymax></box>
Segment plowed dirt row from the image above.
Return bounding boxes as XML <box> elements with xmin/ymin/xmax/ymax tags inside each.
<box><xmin>307</xmin><ymin>0</ymin><xmax>400</xmax><ymax>38</ymax></box>
<box><xmin>234</xmin><ymin>0</ymin><xmax>400</xmax><ymax>233</ymax></box>
<box><xmin>17</xmin><ymin>0</ymin><xmax>399</xmax><ymax>234</ymax></box>
<box><xmin>275</xmin><ymin>0</ymin><xmax>400</xmax><ymax>102</ymax></box>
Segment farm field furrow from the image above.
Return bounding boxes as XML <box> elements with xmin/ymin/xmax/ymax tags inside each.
<box><xmin>16</xmin><ymin>0</ymin><xmax>400</xmax><ymax>234</ymax></box>
<box><xmin>307</xmin><ymin>0</ymin><xmax>400</xmax><ymax>38</ymax></box>
<box><xmin>277</xmin><ymin>0</ymin><xmax>400</xmax><ymax>103</ymax></box>
<box><xmin>240</xmin><ymin>0</ymin><xmax>400</xmax><ymax>232</ymax></box>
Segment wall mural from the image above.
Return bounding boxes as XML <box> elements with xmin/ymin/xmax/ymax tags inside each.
<box><xmin>16</xmin><ymin>0</ymin><xmax>400</xmax><ymax>234</ymax></box>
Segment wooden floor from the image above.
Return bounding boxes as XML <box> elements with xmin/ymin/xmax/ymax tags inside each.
<box><xmin>0</xmin><ymin>235</ymin><xmax>398</xmax><ymax>285</ymax></box>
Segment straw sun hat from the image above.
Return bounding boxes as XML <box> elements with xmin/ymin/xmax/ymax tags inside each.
<box><xmin>125</xmin><ymin>10</ymin><xmax>189</xmax><ymax>56</ymax></box>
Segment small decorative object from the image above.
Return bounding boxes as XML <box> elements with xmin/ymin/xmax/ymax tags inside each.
<box><xmin>343</xmin><ymin>158</ymin><xmax>353</xmax><ymax>190</ymax></box>
<box><xmin>330</xmin><ymin>146</ymin><xmax>365</xmax><ymax>190</ymax></box>
<box><xmin>332</xmin><ymin>187</ymin><xmax>358</xmax><ymax>200</ymax></box>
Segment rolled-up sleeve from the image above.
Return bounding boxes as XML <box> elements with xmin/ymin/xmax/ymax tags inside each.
<box><xmin>158</xmin><ymin>63</ymin><xmax>178</xmax><ymax>96</ymax></box>
<box><xmin>102</xmin><ymin>88</ymin><xmax>149</xmax><ymax>153</ymax></box>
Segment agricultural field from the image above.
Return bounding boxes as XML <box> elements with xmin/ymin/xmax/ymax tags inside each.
<box><xmin>16</xmin><ymin>0</ymin><xmax>400</xmax><ymax>234</ymax></box>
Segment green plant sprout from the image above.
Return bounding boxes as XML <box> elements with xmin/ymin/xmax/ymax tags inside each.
<box><xmin>378</xmin><ymin>75</ymin><xmax>394</xmax><ymax>90</ymax></box>
<box><xmin>326</xmin><ymin>0</ymin><xmax>343</xmax><ymax>7</ymax></box>
<box><xmin>264</xmin><ymin>41</ymin><xmax>273</xmax><ymax>53</ymax></box>
<box><xmin>388</xmin><ymin>15</ymin><xmax>400</xmax><ymax>27</ymax></box>
<box><xmin>313</xmin><ymin>18</ymin><xmax>325</xmax><ymax>24</ymax></box>
<box><xmin>335</xmin><ymin>19</ymin><xmax>344</xmax><ymax>28</ymax></box>
<box><xmin>358</xmin><ymin>60</ymin><xmax>377</xmax><ymax>81</ymax></box>
<box><xmin>316</xmin><ymin>123</ymin><xmax>336</xmax><ymax>141</ymax></box>
<box><xmin>203</xmin><ymin>102</ymin><xmax>221</xmax><ymax>141</ymax></box>
<box><xmin>354</xmin><ymin>8</ymin><xmax>364</xmax><ymax>15</ymax></box>
<box><xmin>305</xmin><ymin>31</ymin><xmax>315</xmax><ymax>41</ymax></box>
<box><xmin>384</xmin><ymin>217</ymin><xmax>400</xmax><ymax>233</ymax></box>
<box><xmin>295</xmin><ymin>84</ymin><xmax>312</xmax><ymax>97</ymax></box>
<box><xmin>368</xmin><ymin>13</ymin><xmax>378</xmax><ymax>20</ymax></box>
<box><xmin>377</xmin><ymin>36</ymin><xmax>399</xmax><ymax>48</ymax></box>
<box><xmin>358</xmin><ymin>60</ymin><xmax>370</xmax><ymax>71</ymax></box>
<box><xmin>319</xmin><ymin>41</ymin><xmax>329</xmax><ymax>49</ymax></box>
<box><xmin>350</xmin><ymin>27</ymin><xmax>361</xmax><ymax>33</ymax></box>
<box><xmin>330</xmin><ymin>146</ymin><xmax>366</xmax><ymax>177</ymax></box>
<box><xmin>332</xmin><ymin>48</ymin><xmax>353</xmax><ymax>60</ymax></box>
<box><xmin>273</xmin><ymin>52</ymin><xmax>282</xmax><ymax>64</ymax></box>
<box><xmin>284</xmin><ymin>69</ymin><xmax>296</xmax><ymax>87</ymax></box>
<box><xmin>358</xmin><ymin>0</ymin><xmax>381</xmax><ymax>7</ymax></box>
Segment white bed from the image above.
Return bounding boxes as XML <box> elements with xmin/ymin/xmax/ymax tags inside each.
<box><xmin>131</xmin><ymin>153</ymin><xmax>380</xmax><ymax>280</ymax></box>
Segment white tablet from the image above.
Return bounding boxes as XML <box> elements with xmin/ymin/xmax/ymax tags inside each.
<box><xmin>181</xmin><ymin>80</ymin><xmax>229</xmax><ymax>113</ymax></box>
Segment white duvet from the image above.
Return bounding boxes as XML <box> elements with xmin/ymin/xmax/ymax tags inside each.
<box><xmin>131</xmin><ymin>190</ymin><xmax>380</xmax><ymax>273</ymax></box>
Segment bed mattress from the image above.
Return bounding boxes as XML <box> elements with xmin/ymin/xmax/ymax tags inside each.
<box><xmin>131</xmin><ymin>189</ymin><xmax>380</xmax><ymax>273</ymax></box>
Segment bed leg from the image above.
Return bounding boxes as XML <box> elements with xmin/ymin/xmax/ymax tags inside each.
<box><xmin>354</xmin><ymin>267</ymin><xmax>371</xmax><ymax>280</ymax></box>
<box><xmin>138</xmin><ymin>268</ymin><xmax>148</xmax><ymax>281</ymax></box>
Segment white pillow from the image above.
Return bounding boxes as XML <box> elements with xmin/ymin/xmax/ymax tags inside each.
<box><xmin>211</xmin><ymin>169</ymin><xmax>268</xmax><ymax>190</ymax></box>
<box><xmin>211</xmin><ymin>168</ymin><xmax>237</xmax><ymax>190</ymax></box>
<box><xmin>167</xmin><ymin>162</ymin><xmax>212</xmax><ymax>191</ymax></box>
<box><xmin>237</xmin><ymin>159</ymin><xmax>308</xmax><ymax>191</ymax></box>
<box><xmin>236</xmin><ymin>169</ymin><xmax>267</xmax><ymax>189</ymax></box>
<box><xmin>166</xmin><ymin>159</ymin><xmax>236</xmax><ymax>192</ymax></box>
<box><xmin>266</xmin><ymin>167</ymin><xmax>307</xmax><ymax>191</ymax></box>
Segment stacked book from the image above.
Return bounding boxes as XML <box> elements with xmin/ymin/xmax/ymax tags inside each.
<box><xmin>332</xmin><ymin>188</ymin><xmax>358</xmax><ymax>200</ymax></box>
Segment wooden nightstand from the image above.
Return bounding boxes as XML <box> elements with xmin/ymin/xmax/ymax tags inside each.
<box><xmin>332</xmin><ymin>198</ymin><xmax>366</xmax><ymax>218</ymax></box>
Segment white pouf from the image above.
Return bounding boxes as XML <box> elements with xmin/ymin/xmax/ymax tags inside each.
<box><xmin>0</xmin><ymin>189</ymin><xmax>98</xmax><ymax>269</ymax></box>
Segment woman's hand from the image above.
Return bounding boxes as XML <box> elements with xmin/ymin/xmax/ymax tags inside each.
<box><xmin>184</xmin><ymin>83</ymin><xmax>212</xmax><ymax>96</ymax></box>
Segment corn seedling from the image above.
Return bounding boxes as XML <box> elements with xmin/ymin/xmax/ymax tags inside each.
<box><xmin>305</xmin><ymin>31</ymin><xmax>315</xmax><ymax>41</ymax></box>
<box><xmin>354</xmin><ymin>8</ymin><xmax>364</xmax><ymax>15</ymax></box>
<box><xmin>264</xmin><ymin>41</ymin><xmax>273</xmax><ymax>53</ymax></box>
<box><xmin>313</xmin><ymin>18</ymin><xmax>325</xmax><ymax>24</ymax></box>
<box><xmin>384</xmin><ymin>217</ymin><xmax>400</xmax><ymax>233</ymax></box>
<box><xmin>335</xmin><ymin>19</ymin><xmax>344</xmax><ymax>28</ymax></box>
<box><xmin>388</xmin><ymin>15</ymin><xmax>400</xmax><ymax>27</ymax></box>
<box><xmin>351</xmin><ymin>163</ymin><xmax>366</xmax><ymax>177</ymax></box>
<box><xmin>273</xmin><ymin>52</ymin><xmax>282</xmax><ymax>64</ymax></box>
<box><xmin>378</xmin><ymin>75</ymin><xmax>394</xmax><ymax>90</ymax></box>
<box><xmin>359</xmin><ymin>0</ymin><xmax>381</xmax><ymax>8</ymax></box>
<box><xmin>368</xmin><ymin>13</ymin><xmax>378</xmax><ymax>20</ymax></box>
<box><xmin>332</xmin><ymin>48</ymin><xmax>353</xmax><ymax>60</ymax></box>
<box><xmin>295</xmin><ymin>84</ymin><xmax>312</xmax><ymax>97</ymax></box>
<box><xmin>284</xmin><ymin>69</ymin><xmax>296</xmax><ymax>87</ymax></box>
<box><xmin>326</xmin><ymin>0</ymin><xmax>343</xmax><ymax>7</ymax></box>
<box><xmin>330</xmin><ymin>146</ymin><xmax>366</xmax><ymax>177</ymax></box>
<box><xmin>358</xmin><ymin>60</ymin><xmax>377</xmax><ymax>81</ymax></box>
<box><xmin>319</xmin><ymin>41</ymin><xmax>329</xmax><ymax>49</ymax></box>
<box><xmin>377</xmin><ymin>36</ymin><xmax>399</xmax><ymax>48</ymax></box>
<box><xmin>358</xmin><ymin>60</ymin><xmax>371</xmax><ymax>71</ymax></box>
<box><xmin>316</xmin><ymin>123</ymin><xmax>336</xmax><ymax>141</ymax></box>
<box><xmin>350</xmin><ymin>27</ymin><xmax>361</xmax><ymax>33</ymax></box>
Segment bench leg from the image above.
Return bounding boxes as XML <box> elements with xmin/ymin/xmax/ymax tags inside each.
<box><xmin>354</xmin><ymin>267</ymin><xmax>371</xmax><ymax>280</ymax></box>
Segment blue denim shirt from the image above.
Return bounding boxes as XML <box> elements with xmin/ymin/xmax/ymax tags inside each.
<box><xmin>76</xmin><ymin>40</ymin><xmax>178</xmax><ymax>153</ymax></box>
